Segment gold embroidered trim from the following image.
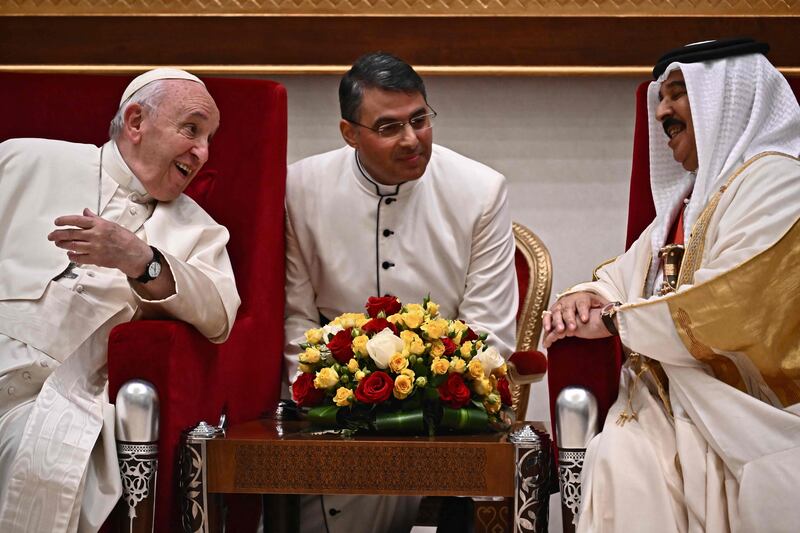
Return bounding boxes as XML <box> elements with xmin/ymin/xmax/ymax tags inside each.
<box><xmin>677</xmin><ymin>152</ymin><xmax>795</xmax><ymax>288</ymax></box>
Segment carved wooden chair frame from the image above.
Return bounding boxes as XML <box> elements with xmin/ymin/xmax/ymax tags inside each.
<box><xmin>510</xmin><ymin>221</ymin><xmax>553</xmax><ymax>420</ymax></box>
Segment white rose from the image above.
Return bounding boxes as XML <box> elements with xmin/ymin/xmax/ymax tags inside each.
<box><xmin>474</xmin><ymin>346</ymin><xmax>504</xmax><ymax>377</ymax></box>
<box><xmin>322</xmin><ymin>323</ymin><xmax>343</xmax><ymax>343</ymax></box>
<box><xmin>366</xmin><ymin>328</ymin><xmax>404</xmax><ymax>369</ymax></box>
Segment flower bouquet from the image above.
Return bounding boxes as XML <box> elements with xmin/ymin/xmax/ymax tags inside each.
<box><xmin>291</xmin><ymin>295</ymin><xmax>514</xmax><ymax>436</ymax></box>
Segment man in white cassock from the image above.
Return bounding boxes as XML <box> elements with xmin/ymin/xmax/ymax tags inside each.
<box><xmin>0</xmin><ymin>69</ymin><xmax>240</xmax><ymax>532</ymax></box>
<box><xmin>543</xmin><ymin>39</ymin><xmax>800</xmax><ymax>532</ymax></box>
<box><xmin>284</xmin><ymin>52</ymin><xmax>517</xmax><ymax>533</ymax></box>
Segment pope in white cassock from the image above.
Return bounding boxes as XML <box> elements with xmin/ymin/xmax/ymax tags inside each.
<box><xmin>543</xmin><ymin>39</ymin><xmax>800</xmax><ymax>532</ymax></box>
<box><xmin>0</xmin><ymin>69</ymin><xmax>240</xmax><ymax>532</ymax></box>
<box><xmin>284</xmin><ymin>52</ymin><xmax>518</xmax><ymax>533</ymax></box>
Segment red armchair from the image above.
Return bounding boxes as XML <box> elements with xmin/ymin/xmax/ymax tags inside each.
<box><xmin>0</xmin><ymin>72</ymin><xmax>288</xmax><ymax>532</ymax></box>
<box><xmin>546</xmin><ymin>77</ymin><xmax>800</xmax><ymax>530</ymax></box>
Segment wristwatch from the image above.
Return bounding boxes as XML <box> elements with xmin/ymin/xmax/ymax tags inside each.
<box><xmin>135</xmin><ymin>246</ymin><xmax>163</xmax><ymax>284</ymax></box>
<box><xmin>600</xmin><ymin>301</ymin><xmax>622</xmax><ymax>336</ymax></box>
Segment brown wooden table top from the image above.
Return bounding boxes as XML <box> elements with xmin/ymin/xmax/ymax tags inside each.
<box><xmin>206</xmin><ymin>419</ymin><xmax>547</xmax><ymax>497</ymax></box>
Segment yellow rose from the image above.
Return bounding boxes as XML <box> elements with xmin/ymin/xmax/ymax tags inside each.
<box><xmin>300</xmin><ymin>347</ymin><xmax>321</xmax><ymax>364</ymax></box>
<box><xmin>459</xmin><ymin>341</ymin><xmax>474</xmax><ymax>358</ymax></box>
<box><xmin>305</xmin><ymin>328</ymin><xmax>324</xmax><ymax>345</ymax></box>
<box><xmin>426</xmin><ymin>301</ymin><xmax>439</xmax><ymax>316</ymax></box>
<box><xmin>400</xmin><ymin>330</ymin><xmax>425</xmax><ymax>355</ymax></box>
<box><xmin>334</xmin><ymin>387</ymin><xmax>354</xmax><ymax>407</ymax></box>
<box><xmin>389</xmin><ymin>352</ymin><xmax>409</xmax><ymax>373</ymax></box>
<box><xmin>401</xmin><ymin>306</ymin><xmax>425</xmax><ymax>329</ymax></box>
<box><xmin>421</xmin><ymin>319</ymin><xmax>448</xmax><ymax>340</ymax></box>
<box><xmin>401</xmin><ymin>368</ymin><xmax>415</xmax><ymax>379</ymax></box>
<box><xmin>494</xmin><ymin>363</ymin><xmax>508</xmax><ymax>377</ymax></box>
<box><xmin>449</xmin><ymin>357</ymin><xmax>466</xmax><ymax>374</ymax></box>
<box><xmin>333</xmin><ymin>312</ymin><xmax>367</xmax><ymax>329</ymax></box>
<box><xmin>387</xmin><ymin>313</ymin><xmax>402</xmax><ymax>325</ymax></box>
<box><xmin>468</xmin><ymin>359</ymin><xmax>485</xmax><ymax>379</ymax></box>
<box><xmin>355</xmin><ymin>370</ymin><xmax>366</xmax><ymax>381</ymax></box>
<box><xmin>356</xmin><ymin>316</ymin><xmax>369</xmax><ymax>328</ymax></box>
<box><xmin>431</xmin><ymin>358</ymin><xmax>450</xmax><ymax>375</ymax></box>
<box><xmin>429</xmin><ymin>340</ymin><xmax>445</xmax><ymax>358</ymax></box>
<box><xmin>450</xmin><ymin>320</ymin><xmax>469</xmax><ymax>344</ymax></box>
<box><xmin>347</xmin><ymin>358</ymin><xmax>360</xmax><ymax>373</ymax></box>
<box><xmin>314</xmin><ymin>367</ymin><xmax>339</xmax><ymax>389</ymax></box>
<box><xmin>352</xmin><ymin>335</ymin><xmax>369</xmax><ymax>357</ymax></box>
<box><xmin>475</xmin><ymin>340</ymin><xmax>484</xmax><ymax>350</ymax></box>
<box><xmin>483</xmin><ymin>394</ymin><xmax>501</xmax><ymax>414</ymax></box>
<box><xmin>298</xmin><ymin>363</ymin><xmax>314</xmax><ymax>374</ymax></box>
<box><xmin>449</xmin><ymin>320</ymin><xmax>468</xmax><ymax>334</ymax></box>
<box><xmin>393</xmin><ymin>374</ymin><xmax>414</xmax><ymax>400</ymax></box>
<box><xmin>473</xmin><ymin>377</ymin><xmax>492</xmax><ymax>396</ymax></box>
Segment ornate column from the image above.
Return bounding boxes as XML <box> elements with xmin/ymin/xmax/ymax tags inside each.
<box><xmin>179</xmin><ymin>419</ymin><xmax>226</xmax><ymax>533</ymax></box>
<box><xmin>509</xmin><ymin>424</ymin><xmax>552</xmax><ymax>533</ymax></box>
<box><xmin>115</xmin><ymin>380</ymin><xmax>160</xmax><ymax>533</ymax></box>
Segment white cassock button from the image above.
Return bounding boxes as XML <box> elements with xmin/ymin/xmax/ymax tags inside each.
<box><xmin>129</xmin><ymin>206</ymin><xmax>138</xmax><ymax>215</ymax></box>
<box><xmin>40</xmin><ymin>360</ymin><xmax>49</xmax><ymax>368</ymax></box>
<box><xmin>75</xmin><ymin>285</ymin><xmax>85</xmax><ymax>294</ymax></box>
<box><xmin>87</xmin><ymin>271</ymin><xmax>96</xmax><ymax>278</ymax></box>
<box><xmin>22</xmin><ymin>371</ymin><xmax>31</xmax><ymax>381</ymax></box>
<box><xmin>7</xmin><ymin>386</ymin><xmax>15</xmax><ymax>396</ymax></box>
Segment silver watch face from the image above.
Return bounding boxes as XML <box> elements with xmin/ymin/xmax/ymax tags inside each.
<box><xmin>147</xmin><ymin>260</ymin><xmax>161</xmax><ymax>279</ymax></box>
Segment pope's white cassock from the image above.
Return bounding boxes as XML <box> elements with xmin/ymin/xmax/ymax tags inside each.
<box><xmin>569</xmin><ymin>54</ymin><xmax>800</xmax><ymax>532</ymax></box>
<box><xmin>284</xmin><ymin>143</ymin><xmax>518</xmax><ymax>533</ymax></box>
<box><xmin>0</xmin><ymin>138</ymin><xmax>239</xmax><ymax>532</ymax></box>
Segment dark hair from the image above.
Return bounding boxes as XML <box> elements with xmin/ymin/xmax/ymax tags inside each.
<box><xmin>339</xmin><ymin>52</ymin><xmax>427</xmax><ymax>121</ymax></box>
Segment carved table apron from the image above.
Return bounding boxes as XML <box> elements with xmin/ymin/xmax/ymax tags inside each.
<box><xmin>179</xmin><ymin>419</ymin><xmax>551</xmax><ymax>533</ymax></box>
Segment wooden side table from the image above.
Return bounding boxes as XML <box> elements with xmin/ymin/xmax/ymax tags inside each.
<box><xmin>179</xmin><ymin>419</ymin><xmax>552</xmax><ymax>533</ymax></box>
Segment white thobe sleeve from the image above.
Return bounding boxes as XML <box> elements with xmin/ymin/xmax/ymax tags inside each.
<box><xmin>458</xmin><ymin>175</ymin><xmax>518</xmax><ymax>359</ymax></box>
<box><xmin>617</xmin><ymin>156</ymin><xmax>800</xmax><ymax>366</ymax></box>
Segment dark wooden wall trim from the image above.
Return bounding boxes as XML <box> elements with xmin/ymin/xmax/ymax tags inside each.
<box><xmin>1</xmin><ymin>16</ymin><xmax>797</xmax><ymax>75</ymax></box>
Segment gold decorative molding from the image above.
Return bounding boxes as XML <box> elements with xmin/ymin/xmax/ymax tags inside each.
<box><xmin>1</xmin><ymin>0</ymin><xmax>798</xmax><ymax>16</ymax></box>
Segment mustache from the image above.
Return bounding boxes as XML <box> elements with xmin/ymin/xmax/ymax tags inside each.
<box><xmin>662</xmin><ymin>117</ymin><xmax>686</xmax><ymax>137</ymax></box>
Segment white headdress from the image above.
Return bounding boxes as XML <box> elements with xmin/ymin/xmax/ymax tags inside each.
<box><xmin>643</xmin><ymin>53</ymin><xmax>800</xmax><ymax>294</ymax></box>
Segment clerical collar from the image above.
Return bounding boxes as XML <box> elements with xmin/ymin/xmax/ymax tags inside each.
<box><xmin>352</xmin><ymin>149</ymin><xmax>422</xmax><ymax>198</ymax></box>
<box><xmin>103</xmin><ymin>141</ymin><xmax>152</xmax><ymax>200</ymax></box>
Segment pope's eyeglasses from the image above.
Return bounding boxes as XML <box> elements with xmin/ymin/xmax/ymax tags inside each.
<box><xmin>347</xmin><ymin>109</ymin><xmax>437</xmax><ymax>139</ymax></box>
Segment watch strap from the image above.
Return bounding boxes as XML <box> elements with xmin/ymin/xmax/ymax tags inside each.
<box><xmin>135</xmin><ymin>246</ymin><xmax>162</xmax><ymax>283</ymax></box>
<box><xmin>601</xmin><ymin>301</ymin><xmax>622</xmax><ymax>336</ymax></box>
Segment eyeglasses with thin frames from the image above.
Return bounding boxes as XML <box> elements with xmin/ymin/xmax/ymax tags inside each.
<box><xmin>346</xmin><ymin>108</ymin><xmax>437</xmax><ymax>139</ymax></box>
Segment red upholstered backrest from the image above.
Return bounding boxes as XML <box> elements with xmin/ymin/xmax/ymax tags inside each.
<box><xmin>514</xmin><ymin>249</ymin><xmax>530</xmax><ymax>324</ymax></box>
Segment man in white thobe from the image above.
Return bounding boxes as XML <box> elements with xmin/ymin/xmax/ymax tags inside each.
<box><xmin>0</xmin><ymin>68</ymin><xmax>240</xmax><ymax>532</ymax></box>
<box><xmin>543</xmin><ymin>39</ymin><xmax>800</xmax><ymax>532</ymax></box>
<box><xmin>284</xmin><ymin>52</ymin><xmax>517</xmax><ymax>533</ymax></box>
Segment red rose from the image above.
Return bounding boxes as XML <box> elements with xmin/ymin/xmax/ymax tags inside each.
<box><xmin>365</xmin><ymin>295</ymin><xmax>402</xmax><ymax>318</ymax></box>
<box><xmin>497</xmin><ymin>377</ymin><xmax>512</xmax><ymax>407</ymax></box>
<box><xmin>441</xmin><ymin>337</ymin><xmax>457</xmax><ymax>356</ymax></box>
<box><xmin>361</xmin><ymin>317</ymin><xmax>398</xmax><ymax>336</ymax></box>
<box><xmin>355</xmin><ymin>371</ymin><xmax>393</xmax><ymax>404</ymax></box>
<box><xmin>437</xmin><ymin>373</ymin><xmax>472</xmax><ymax>409</ymax></box>
<box><xmin>327</xmin><ymin>328</ymin><xmax>354</xmax><ymax>364</ymax></box>
<box><xmin>292</xmin><ymin>372</ymin><xmax>325</xmax><ymax>407</ymax></box>
<box><xmin>464</xmin><ymin>327</ymin><xmax>479</xmax><ymax>342</ymax></box>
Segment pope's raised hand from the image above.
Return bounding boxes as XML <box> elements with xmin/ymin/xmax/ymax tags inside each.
<box><xmin>48</xmin><ymin>208</ymin><xmax>151</xmax><ymax>279</ymax></box>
